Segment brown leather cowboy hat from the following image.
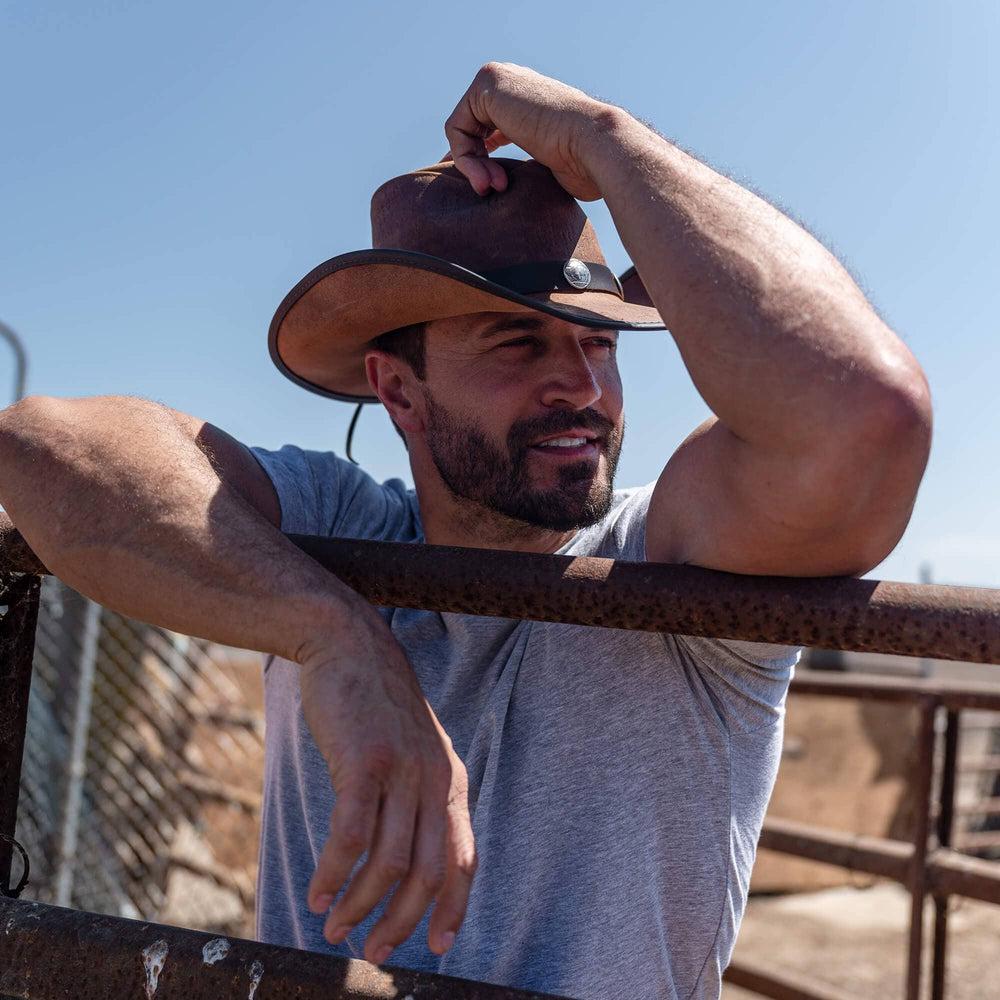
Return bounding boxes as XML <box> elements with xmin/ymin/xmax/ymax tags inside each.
<box><xmin>268</xmin><ymin>157</ymin><xmax>666</xmax><ymax>403</ymax></box>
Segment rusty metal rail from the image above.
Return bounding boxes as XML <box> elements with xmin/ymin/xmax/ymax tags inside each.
<box><xmin>0</xmin><ymin>897</ymin><xmax>560</xmax><ymax>999</ymax></box>
<box><xmin>1</xmin><ymin>514</ymin><xmax>999</xmax><ymax>663</ymax></box>
<box><xmin>2</xmin><ymin>521</ymin><xmax>1000</xmax><ymax>1000</ymax></box>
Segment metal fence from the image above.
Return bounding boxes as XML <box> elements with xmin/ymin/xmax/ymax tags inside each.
<box><xmin>2</xmin><ymin>518</ymin><xmax>1000</xmax><ymax>1000</ymax></box>
<box><xmin>14</xmin><ymin>576</ymin><xmax>262</xmax><ymax>934</ymax></box>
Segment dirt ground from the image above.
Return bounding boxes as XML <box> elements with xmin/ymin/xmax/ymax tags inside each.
<box><xmin>723</xmin><ymin>883</ymin><xmax>1000</xmax><ymax>999</ymax></box>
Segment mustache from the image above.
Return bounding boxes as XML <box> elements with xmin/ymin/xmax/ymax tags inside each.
<box><xmin>508</xmin><ymin>409</ymin><xmax>616</xmax><ymax>450</ymax></box>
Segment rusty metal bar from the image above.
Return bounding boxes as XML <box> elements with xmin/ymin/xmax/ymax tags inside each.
<box><xmin>926</xmin><ymin>848</ymin><xmax>1000</xmax><ymax>905</ymax></box>
<box><xmin>931</xmin><ymin>709</ymin><xmax>961</xmax><ymax>1000</ymax></box>
<box><xmin>723</xmin><ymin>960</ymin><xmax>859</xmax><ymax>1000</ymax></box>
<box><xmin>1</xmin><ymin>514</ymin><xmax>999</xmax><ymax>663</ymax></box>
<box><xmin>759</xmin><ymin>820</ymin><xmax>1000</xmax><ymax>905</ymax></box>
<box><xmin>790</xmin><ymin>672</ymin><xmax>1000</xmax><ymax>712</ymax></box>
<box><xmin>0</xmin><ymin>896</ymin><xmax>564</xmax><ymax>1000</ymax></box>
<box><xmin>905</xmin><ymin>699</ymin><xmax>937</xmax><ymax>1000</ymax></box>
<box><xmin>0</xmin><ymin>573</ymin><xmax>40</xmax><ymax>891</ymax></box>
<box><xmin>759</xmin><ymin>816</ymin><xmax>913</xmax><ymax>882</ymax></box>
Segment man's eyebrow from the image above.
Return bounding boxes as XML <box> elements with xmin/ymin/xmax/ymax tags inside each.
<box><xmin>476</xmin><ymin>315</ymin><xmax>549</xmax><ymax>339</ymax></box>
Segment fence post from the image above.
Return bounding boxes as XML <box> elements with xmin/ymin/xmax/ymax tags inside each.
<box><xmin>0</xmin><ymin>574</ymin><xmax>41</xmax><ymax>891</ymax></box>
<box><xmin>905</xmin><ymin>697</ymin><xmax>939</xmax><ymax>1000</ymax></box>
<box><xmin>931</xmin><ymin>708</ymin><xmax>961</xmax><ymax>1000</ymax></box>
<box><xmin>54</xmin><ymin>598</ymin><xmax>102</xmax><ymax>906</ymax></box>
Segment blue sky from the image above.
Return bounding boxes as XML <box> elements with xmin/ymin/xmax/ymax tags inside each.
<box><xmin>2</xmin><ymin>0</ymin><xmax>997</xmax><ymax>586</ymax></box>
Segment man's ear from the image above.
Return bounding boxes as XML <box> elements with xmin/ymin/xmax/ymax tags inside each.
<box><xmin>364</xmin><ymin>351</ymin><xmax>425</xmax><ymax>434</ymax></box>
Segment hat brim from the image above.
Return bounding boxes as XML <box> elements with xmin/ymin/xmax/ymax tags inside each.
<box><xmin>270</xmin><ymin>249</ymin><xmax>666</xmax><ymax>402</ymax></box>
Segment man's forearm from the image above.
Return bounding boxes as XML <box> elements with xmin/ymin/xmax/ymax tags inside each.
<box><xmin>584</xmin><ymin>109</ymin><xmax>928</xmax><ymax>451</ymax></box>
<box><xmin>0</xmin><ymin>395</ymin><xmax>367</xmax><ymax>661</ymax></box>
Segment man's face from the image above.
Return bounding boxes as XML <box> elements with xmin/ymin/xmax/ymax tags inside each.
<box><xmin>415</xmin><ymin>311</ymin><xmax>625</xmax><ymax>531</ymax></box>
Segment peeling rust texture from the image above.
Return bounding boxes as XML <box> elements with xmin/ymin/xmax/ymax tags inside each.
<box><xmin>0</xmin><ymin>897</ymin><xmax>568</xmax><ymax>1000</ymax></box>
<box><xmin>0</xmin><ymin>519</ymin><xmax>47</xmax><ymax>577</ymax></box>
<box><xmin>0</xmin><ymin>512</ymin><xmax>998</xmax><ymax>664</ymax></box>
<box><xmin>0</xmin><ymin>574</ymin><xmax>40</xmax><ymax>889</ymax></box>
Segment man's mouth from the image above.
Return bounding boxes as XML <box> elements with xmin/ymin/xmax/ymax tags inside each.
<box><xmin>528</xmin><ymin>433</ymin><xmax>601</xmax><ymax>459</ymax></box>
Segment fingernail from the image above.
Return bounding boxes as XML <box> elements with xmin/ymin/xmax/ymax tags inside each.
<box><xmin>310</xmin><ymin>894</ymin><xmax>333</xmax><ymax>914</ymax></box>
<box><xmin>374</xmin><ymin>944</ymin><xmax>392</xmax><ymax>965</ymax></box>
<box><xmin>441</xmin><ymin>931</ymin><xmax>456</xmax><ymax>951</ymax></box>
<box><xmin>328</xmin><ymin>924</ymin><xmax>352</xmax><ymax>942</ymax></box>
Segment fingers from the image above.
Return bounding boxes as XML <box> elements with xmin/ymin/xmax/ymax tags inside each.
<box><xmin>308</xmin><ymin>774</ymin><xmax>380</xmax><ymax>915</ymax></box>
<box><xmin>427</xmin><ymin>777</ymin><xmax>478</xmax><ymax>955</ymax></box>
<box><xmin>444</xmin><ymin>95</ymin><xmax>509</xmax><ymax>196</ymax></box>
<box><xmin>362</xmin><ymin>798</ymin><xmax>448</xmax><ymax>964</ymax></box>
<box><xmin>322</xmin><ymin>775</ymin><xmax>420</xmax><ymax>947</ymax></box>
<box><xmin>438</xmin><ymin>130</ymin><xmax>509</xmax><ymax>167</ymax></box>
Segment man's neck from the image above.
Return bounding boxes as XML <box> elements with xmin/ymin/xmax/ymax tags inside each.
<box><xmin>415</xmin><ymin>484</ymin><xmax>577</xmax><ymax>554</ymax></box>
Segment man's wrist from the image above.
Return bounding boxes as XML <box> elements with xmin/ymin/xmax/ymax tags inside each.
<box><xmin>575</xmin><ymin>102</ymin><xmax>641</xmax><ymax>192</ymax></box>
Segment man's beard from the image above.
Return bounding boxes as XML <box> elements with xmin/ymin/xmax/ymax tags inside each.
<box><xmin>422</xmin><ymin>391</ymin><xmax>624</xmax><ymax>531</ymax></box>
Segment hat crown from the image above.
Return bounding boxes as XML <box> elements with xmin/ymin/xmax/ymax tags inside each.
<box><xmin>370</xmin><ymin>158</ymin><xmax>607</xmax><ymax>274</ymax></box>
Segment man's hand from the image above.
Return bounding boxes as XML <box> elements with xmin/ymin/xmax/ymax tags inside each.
<box><xmin>298</xmin><ymin>609</ymin><xmax>476</xmax><ymax>966</ymax></box>
<box><xmin>443</xmin><ymin>62</ymin><xmax>616</xmax><ymax>200</ymax></box>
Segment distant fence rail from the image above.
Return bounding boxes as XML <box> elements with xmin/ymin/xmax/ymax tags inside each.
<box><xmin>2</xmin><ymin>515</ymin><xmax>1000</xmax><ymax>1000</ymax></box>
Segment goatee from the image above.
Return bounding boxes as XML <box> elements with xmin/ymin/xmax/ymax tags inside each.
<box><xmin>422</xmin><ymin>391</ymin><xmax>624</xmax><ymax>531</ymax></box>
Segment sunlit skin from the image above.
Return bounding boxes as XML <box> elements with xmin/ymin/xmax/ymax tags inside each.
<box><xmin>364</xmin><ymin>311</ymin><xmax>625</xmax><ymax>554</ymax></box>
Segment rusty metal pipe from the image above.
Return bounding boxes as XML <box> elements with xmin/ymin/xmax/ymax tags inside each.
<box><xmin>2</xmin><ymin>515</ymin><xmax>999</xmax><ymax>663</ymax></box>
<box><xmin>931</xmin><ymin>708</ymin><xmax>960</xmax><ymax>1000</ymax></box>
<box><xmin>0</xmin><ymin>574</ymin><xmax>40</xmax><ymax>892</ymax></box>
<box><xmin>0</xmin><ymin>896</ymin><xmax>566</xmax><ymax>1000</ymax></box>
<box><xmin>723</xmin><ymin>960</ymin><xmax>858</xmax><ymax>1000</ymax></box>
<box><xmin>758</xmin><ymin>816</ymin><xmax>913</xmax><ymax>883</ymax></box>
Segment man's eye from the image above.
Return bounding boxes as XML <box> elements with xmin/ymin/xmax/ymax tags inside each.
<box><xmin>591</xmin><ymin>338</ymin><xmax>616</xmax><ymax>350</ymax></box>
<box><xmin>500</xmin><ymin>337</ymin><xmax>536</xmax><ymax>348</ymax></box>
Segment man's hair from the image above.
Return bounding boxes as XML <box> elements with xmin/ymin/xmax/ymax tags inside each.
<box><xmin>368</xmin><ymin>321</ymin><xmax>428</xmax><ymax>447</ymax></box>
<box><xmin>370</xmin><ymin>321</ymin><xmax>428</xmax><ymax>381</ymax></box>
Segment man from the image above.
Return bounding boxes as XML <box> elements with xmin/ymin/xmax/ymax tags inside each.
<box><xmin>0</xmin><ymin>63</ymin><xmax>930</xmax><ymax>999</ymax></box>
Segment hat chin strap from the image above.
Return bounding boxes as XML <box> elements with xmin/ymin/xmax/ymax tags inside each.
<box><xmin>481</xmin><ymin>260</ymin><xmax>624</xmax><ymax>299</ymax></box>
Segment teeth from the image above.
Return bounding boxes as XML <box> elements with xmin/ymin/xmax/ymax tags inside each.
<box><xmin>537</xmin><ymin>437</ymin><xmax>588</xmax><ymax>447</ymax></box>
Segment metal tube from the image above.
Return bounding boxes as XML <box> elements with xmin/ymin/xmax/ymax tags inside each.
<box><xmin>0</xmin><ymin>896</ymin><xmax>565</xmax><ymax>1000</ymax></box>
<box><xmin>1</xmin><ymin>516</ymin><xmax>999</xmax><ymax>663</ymax></box>
<box><xmin>790</xmin><ymin>672</ymin><xmax>1000</xmax><ymax>712</ymax></box>
<box><xmin>927</xmin><ymin>848</ymin><xmax>1000</xmax><ymax>905</ymax></box>
<box><xmin>905</xmin><ymin>699</ymin><xmax>938</xmax><ymax>1000</ymax></box>
<box><xmin>931</xmin><ymin>709</ymin><xmax>960</xmax><ymax>1000</ymax></box>
<box><xmin>758</xmin><ymin>816</ymin><xmax>913</xmax><ymax>883</ymax></box>
<box><xmin>0</xmin><ymin>319</ymin><xmax>27</xmax><ymax>403</ymax></box>
<box><xmin>0</xmin><ymin>574</ymin><xmax>40</xmax><ymax>891</ymax></box>
<box><xmin>723</xmin><ymin>960</ymin><xmax>858</xmax><ymax>1000</ymax></box>
<box><xmin>54</xmin><ymin>598</ymin><xmax>102</xmax><ymax>906</ymax></box>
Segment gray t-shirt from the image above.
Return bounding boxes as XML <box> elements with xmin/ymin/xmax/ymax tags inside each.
<box><xmin>249</xmin><ymin>444</ymin><xmax>798</xmax><ymax>1000</ymax></box>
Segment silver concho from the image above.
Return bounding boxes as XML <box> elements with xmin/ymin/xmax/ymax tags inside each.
<box><xmin>562</xmin><ymin>258</ymin><xmax>592</xmax><ymax>290</ymax></box>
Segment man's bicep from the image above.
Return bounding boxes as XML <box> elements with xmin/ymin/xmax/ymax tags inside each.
<box><xmin>645</xmin><ymin>417</ymin><xmax>883</xmax><ymax>576</ymax></box>
<box><xmin>170</xmin><ymin>413</ymin><xmax>282</xmax><ymax>529</ymax></box>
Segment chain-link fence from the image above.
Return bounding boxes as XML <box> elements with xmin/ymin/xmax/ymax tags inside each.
<box><xmin>14</xmin><ymin>577</ymin><xmax>263</xmax><ymax>936</ymax></box>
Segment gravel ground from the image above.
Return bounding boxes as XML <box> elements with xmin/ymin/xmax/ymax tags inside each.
<box><xmin>723</xmin><ymin>884</ymin><xmax>1000</xmax><ymax>1000</ymax></box>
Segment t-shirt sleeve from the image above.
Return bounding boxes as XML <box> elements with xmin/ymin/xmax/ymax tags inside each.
<box><xmin>601</xmin><ymin>481</ymin><xmax>800</xmax><ymax>728</ymax></box>
<box><xmin>248</xmin><ymin>444</ymin><xmax>418</xmax><ymax>541</ymax></box>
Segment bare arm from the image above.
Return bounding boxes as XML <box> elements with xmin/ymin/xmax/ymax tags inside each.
<box><xmin>444</xmin><ymin>62</ymin><xmax>933</xmax><ymax>576</ymax></box>
<box><xmin>585</xmin><ymin>112</ymin><xmax>932</xmax><ymax>575</ymax></box>
<box><xmin>0</xmin><ymin>394</ymin><xmax>476</xmax><ymax>963</ymax></box>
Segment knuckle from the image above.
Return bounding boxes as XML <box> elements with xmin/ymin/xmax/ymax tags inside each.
<box><xmin>414</xmin><ymin>864</ymin><xmax>447</xmax><ymax>895</ymax></box>
<box><xmin>331</xmin><ymin>825</ymin><xmax>367</xmax><ymax>854</ymax></box>
<box><xmin>360</xmin><ymin>742</ymin><xmax>396</xmax><ymax>780</ymax></box>
<box><xmin>456</xmin><ymin>849</ymin><xmax>478</xmax><ymax>880</ymax></box>
<box><xmin>373</xmin><ymin>853</ymin><xmax>411</xmax><ymax>883</ymax></box>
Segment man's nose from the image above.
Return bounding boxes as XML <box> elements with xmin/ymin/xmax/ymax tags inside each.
<box><xmin>539</xmin><ymin>345</ymin><xmax>603</xmax><ymax>410</ymax></box>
